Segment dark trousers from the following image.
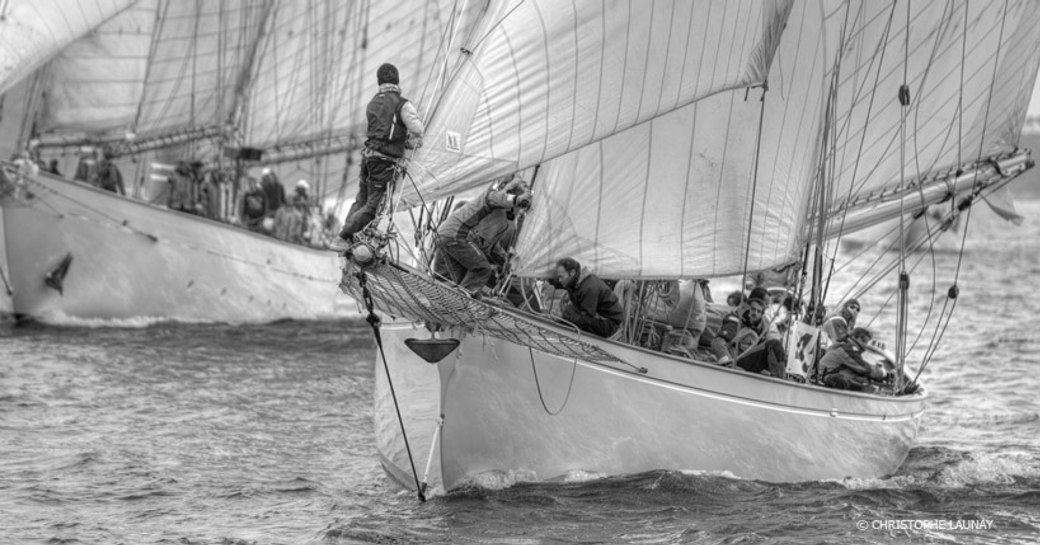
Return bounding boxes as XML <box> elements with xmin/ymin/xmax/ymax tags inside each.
<box><xmin>735</xmin><ymin>338</ymin><xmax>786</xmax><ymax>377</ymax></box>
<box><xmin>822</xmin><ymin>369</ymin><xmax>873</xmax><ymax>391</ymax></box>
<box><xmin>340</xmin><ymin>156</ymin><xmax>397</xmax><ymax>239</ymax></box>
<box><xmin>433</xmin><ymin>236</ymin><xmax>494</xmax><ymax>294</ymax></box>
<box><xmin>561</xmin><ymin>305</ymin><xmax>620</xmax><ymax>338</ymax></box>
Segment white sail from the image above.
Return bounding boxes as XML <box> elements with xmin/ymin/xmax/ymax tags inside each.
<box><xmin>0</xmin><ymin>0</ymin><xmax>137</xmax><ymax>96</ymax></box>
<box><xmin>38</xmin><ymin>0</ymin><xmax>158</xmax><ymax>133</ymax></box>
<box><xmin>241</xmin><ymin>0</ymin><xmax>472</xmax><ymax>151</ymax></box>
<box><xmin>37</xmin><ymin>0</ymin><xmax>270</xmax><ymax>142</ymax></box>
<box><xmin>823</xmin><ymin>0</ymin><xmax>1040</xmax><ymax>233</ymax></box>
<box><xmin>514</xmin><ymin>1</ymin><xmax>840</xmax><ymax>279</ymax></box>
<box><xmin>517</xmin><ymin>0</ymin><xmax>1040</xmax><ymax>278</ymax></box>
<box><xmin>401</xmin><ymin>0</ymin><xmax>794</xmax><ymax>204</ymax></box>
<box><xmin>32</xmin><ymin>0</ymin><xmax>468</xmax><ymax>155</ymax></box>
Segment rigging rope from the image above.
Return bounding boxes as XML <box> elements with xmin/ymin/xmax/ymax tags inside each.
<box><xmin>0</xmin><ymin>257</ymin><xmax>12</xmax><ymax>296</ymax></box>
<box><xmin>738</xmin><ymin>85</ymin><xmax>768</xmax><ymax>291</ymax></box>
<box><xmin>915</xmin><ymin>0</ymin><xmax>1010</xmax><ymax>385</ymax></box>
<box><xmin>529</xmin><ymin>348</ymin><xmax>577</xmax><ymax>416</ymax></box>
<box><xmin>889</xmin><ymin>0</ymin><xmax>917</xmax><ymax>391</ymax></box>
<box><xmin>821</xmin><ymin>1</ymin><xmax>898</xmax><ymax>303</ymax></box>
<box><xmin>357</xmin><ymin>270</ymin><xmax>426</xmax><ymax>502</ymax></box>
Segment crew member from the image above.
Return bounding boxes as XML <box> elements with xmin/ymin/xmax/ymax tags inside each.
<box><xmin>549</xmin><ymin>257</ymin><xmax>624</xmax><ymax>337</ymax></box>
<box><xmin>335</xmin><ymin>63</ymin><xmax>424</xmax><ymax>247</ymax></box>
<box><xmin>433</xmin><ymin>177</ymin><xmax>530</xmax><ymax>297</ymax></box>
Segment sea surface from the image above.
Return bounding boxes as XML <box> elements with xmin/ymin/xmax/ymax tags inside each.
<box><xmin>3</xmin><ymin>201</ymin><xmax>1040</xmax><ymax>545</ymax></box>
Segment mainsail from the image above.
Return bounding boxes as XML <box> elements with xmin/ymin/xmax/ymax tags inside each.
<box><xmin>401</xmin><ymin>0</ymin><xmax>795</xmax><ymax>204</ymax></box>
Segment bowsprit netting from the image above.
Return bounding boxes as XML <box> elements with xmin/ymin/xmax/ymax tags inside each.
<box><xmin>339</xmin><ymin>261</ymin><xmax>625</xmax><ymax>364</ymax></box>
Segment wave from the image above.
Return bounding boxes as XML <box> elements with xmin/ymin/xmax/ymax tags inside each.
<box><xmin>841</xmin><ymin>446</ymin><xmax>1040</xmax><ymax>490</ymax></box>
<box><xmin>22</xmin><ymin>311</ymin><xmax>207</xmax><ymax>329</ymax></box>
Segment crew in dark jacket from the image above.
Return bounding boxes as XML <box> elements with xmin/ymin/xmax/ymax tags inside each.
<box><xmin>260</xmin><ymin>168</ymin><xmax>285</xmax><ymax>214</ymax></box>
<box><xmin>550</xmin><ymin>257</ymin><xmax>624</xmax><ymax>337</ymax></box>
<box><xmin>95</xmin><ymin>148</ymin><xmax>125</xmax><ymax>195</ymax></box>
<box><xmin>818</xmin><ymin>327</ymin><xmax>886</xmax><ymax>391</ymax></box>
<box><xmin>433</xmin><ymin>176</ymin><xmax>530</xmax><ymax>296</ymax></box>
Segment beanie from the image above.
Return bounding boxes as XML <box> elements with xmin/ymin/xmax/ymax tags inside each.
<box><xmin>377</xmin><ymin>63</ymin><xmax>399</xmax><ymax>85</ymax></box>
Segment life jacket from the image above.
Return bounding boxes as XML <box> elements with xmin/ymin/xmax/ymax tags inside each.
<box><xmin>364</xmin><ymin>90</ymin><xmax>409</xmax><ymax>158</ymax></box>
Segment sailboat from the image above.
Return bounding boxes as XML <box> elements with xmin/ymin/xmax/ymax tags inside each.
<box><xmin>0</xmin><ymin>0</ymin><xmax>461</xmax><ymax>323</ymax></box>
<box><xmin>340</xmin><ymin>0</ymin><xmax>1040</xmax><ymax>494</ymax></box>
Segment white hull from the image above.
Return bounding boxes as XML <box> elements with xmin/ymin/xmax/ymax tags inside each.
<box><xmin>375</xmin><ymin>319</ymin><xmax>927</xmax><ymax>491</ymax></box>
<box><xmin>1</xmin><ymin>173</ymin><xmax>358</xmax><ymax>323</ymax></box>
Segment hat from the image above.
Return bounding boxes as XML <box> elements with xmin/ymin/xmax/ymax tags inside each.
<box><xmin>747</xmin><ymin>296</ymin><xmax>768</xmax><ymax>308</ymax></box>
<box><xmin>849</xmin><ymin>327</ymin><xmax>872</xmax><ymax>340</ymax></box>
<box><xmin>377</xmin><ymin>63</ymin><xmax>399</xmax><ymax>85</ymax></box>
<box><xmin>844</xmin><ymin>298</ymin><xmax>861</xmax><ymax>309</ymax></box>
<box><xmin>296</xmin><ymin>179</ymin><xmax>310</xmax><ymax>191</ymax></box>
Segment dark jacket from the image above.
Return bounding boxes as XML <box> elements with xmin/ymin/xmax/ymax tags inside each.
<box><xmin>96</xmin><ymin>160</ymin><xmax>125</xmax><ymax>195</ymax></box>
<box><xmin>437</xmin><ymin>180</ymin><xmax>524</xmax><ymax>241</ymax></box>
<box><xmin>469</xmin><ymin>208</ymin><xmax>516</xmax><ymax>266</ymax></box>
<box><xmin>241</xmin><ymin>188</ymin><xmax>268</xmax><ymax>223</ymax></box>
<box><xmin>553</xmin><ymin>269</ymin><xmax>624</xmax><ymax>329</ymax></box>
<box><xmin>261</xmin><ymin>175</ymin><xmax>285</xmax><ymax>213</ymax></box>
<box><xmin>818</xmin><ymin>338</ymin><xmax>884</xmax><ymax>380</ymax></box>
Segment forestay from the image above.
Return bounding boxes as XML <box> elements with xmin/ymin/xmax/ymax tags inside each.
<box><xmin>401</xmin><ymin>0</ymin><xmax>794</xmax><ymax>204</ymax></box>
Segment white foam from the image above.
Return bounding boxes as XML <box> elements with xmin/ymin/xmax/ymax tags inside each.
<box><xmin>838</xmin><ymin>451</ymin><xmax>1040</xmax><ymax>490</ymax></box>
<box><xmin>462</xmin><ymin>469</ymin><xmax>538</xmax><ymax>490</ymax></box>
<box><xmin>32</xmin><ymin>310</ymin><xmax>208</xmax><ymax>328</ymax></box>
<box><xmin>677</xmin><ymin>468</ymin><xmax>742</xmax><ymax>480</ymax></box>
<box><xmin>558</xmin><ymin>469</ymin><xmax>607</xmax><ymax>483</ymax></box>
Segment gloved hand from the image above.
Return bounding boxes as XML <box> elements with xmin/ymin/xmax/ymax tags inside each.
<box><xmin>405</xmin><ymin>136</ymin><xmax>423</xmax><ymax>150</ymax></box>
<box><xmin>514</xmin><ymin>192</ymin><xmax>532</xmax><ymax>210</ymax></box>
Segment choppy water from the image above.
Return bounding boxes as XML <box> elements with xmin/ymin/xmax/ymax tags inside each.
<box><xmin>3</xmin><ymin>203</ymin><xmax>1040</xmax><ymax>545</ymax></box>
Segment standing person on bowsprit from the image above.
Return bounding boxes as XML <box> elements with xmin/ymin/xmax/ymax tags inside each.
<box><xmin>333</xmin><ymin>63</ymin><xmax>424</xmax><ymax>250</ymax></box>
